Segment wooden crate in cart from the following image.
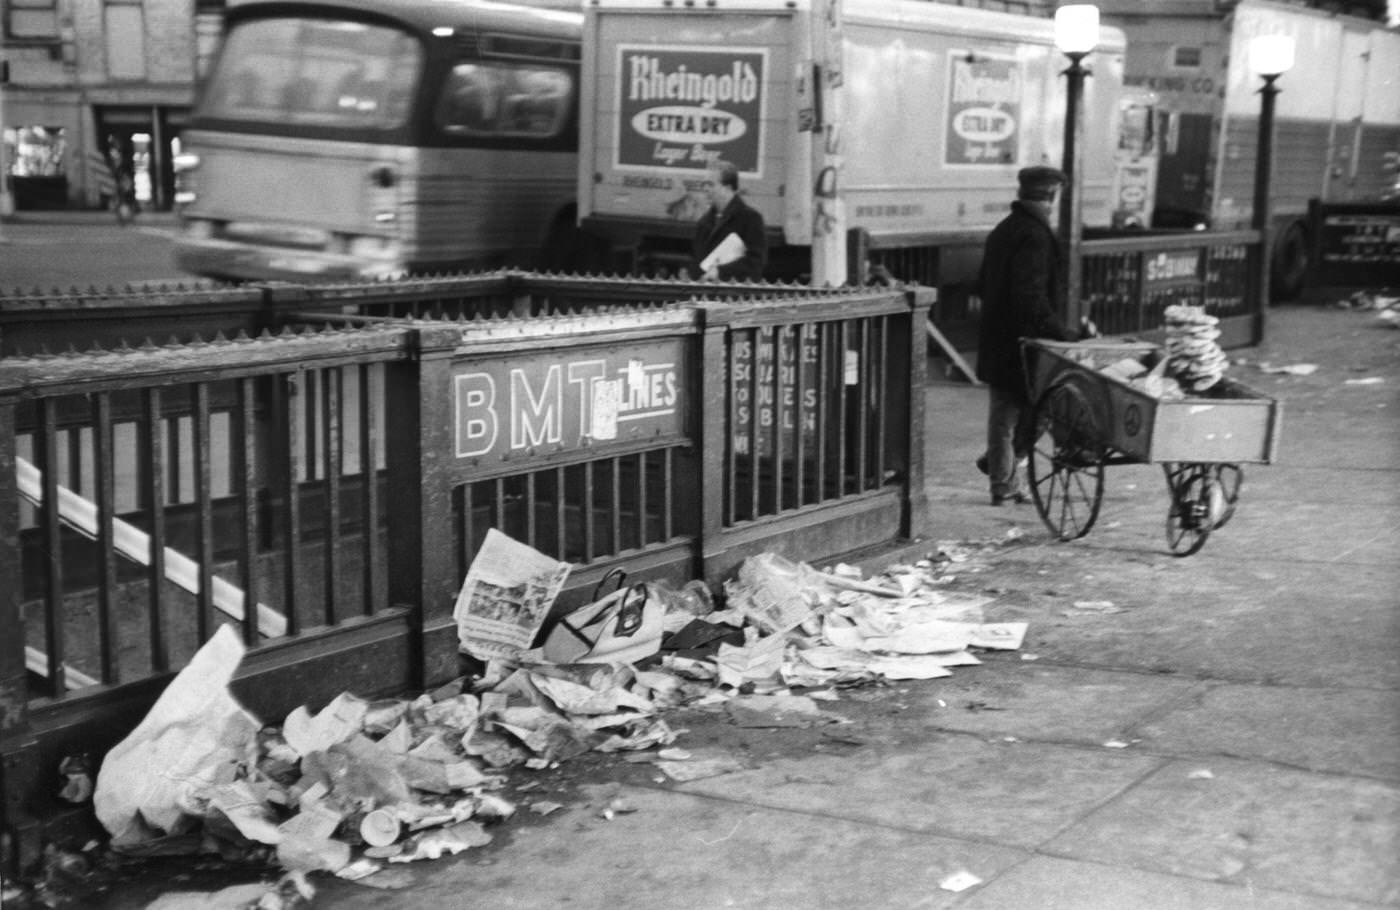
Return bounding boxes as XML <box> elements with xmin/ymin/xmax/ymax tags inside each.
<box><xmin>1021</xmin><ymin>339</ymin><xmax>1283</xmax><ymax>556</ymax></box>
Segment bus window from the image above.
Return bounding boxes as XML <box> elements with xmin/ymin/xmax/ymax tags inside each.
<box><xmin>199</xmin><ymin>17</ymin><xmax>421</xmax><ymax>129</ymax></box>
<box><xmin>435</xmin><ymin>63</ymin><xmax>573</xmax><ymax>138</ymax></box>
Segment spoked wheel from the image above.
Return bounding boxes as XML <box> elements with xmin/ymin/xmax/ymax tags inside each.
<box><xmin>1212</xmin><ymin>463</ymin><xmax>1244</xmax><ymax>529</ymax></box>
<box><xmin>1163</xmin><ymin>462</ymin><xmax>1228</xmax><ymax>556</ymax></box>
<box><xmin>1029</xmin><ymin>378</ymin><xmax>1106</xmax><ymax>541</ymax></box>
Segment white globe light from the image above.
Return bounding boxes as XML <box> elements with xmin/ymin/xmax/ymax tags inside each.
<box><xmin>1055</xmin><ymin>5</ymin><xmax>1100</xmax><ymax>56</ymax></box>
<box><xmin>1250</xmin><ymin>34</ymin><xmax>1296</xmax><ymax>78</ymax></box>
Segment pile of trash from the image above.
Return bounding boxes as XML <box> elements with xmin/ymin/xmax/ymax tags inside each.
<box><xmin>1334</xmin><ymin>288</ymin><xmax>1399</xmax><ymax>327</ymax></box>
<box><xmin>80</xmin><ymin>533</ymin><xmax>1027</xmax><ymax>900</ymax></box>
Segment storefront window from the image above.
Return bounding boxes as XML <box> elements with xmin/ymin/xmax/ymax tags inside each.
<box><xmin>8</xmin><ymin>126</ymin><xmax>67</xmax><ymax>177</ymax></box>
<box><xmin>4</xmin><ymin>126</ymin><xmax>69</xmax><ymax>209</ymax></box>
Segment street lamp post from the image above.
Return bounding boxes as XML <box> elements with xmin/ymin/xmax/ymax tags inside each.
<box><xmin>1054</xmin><ymin>5</ymin><xmax>1099</xmax><ymax>328</ymax></box>
<box><xmin>0</xmin><ymin>58</ymin><xmax>12</xmax><ymax>239</ymax></box>
<box><xmin>1249</xmin><ymin>34</ymin><xmax>1294</xmax><ymax>339</ymax></box>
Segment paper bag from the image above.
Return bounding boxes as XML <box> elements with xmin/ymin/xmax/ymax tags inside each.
<box><xmin>94</xmin><ymin>625</ymin><xmax>262</xmax><ymax>846</ymax></box>
<box><xmin>542</xmin><ymin>583</ymin><xmax>663</xmax><ymax>665</ymax></box>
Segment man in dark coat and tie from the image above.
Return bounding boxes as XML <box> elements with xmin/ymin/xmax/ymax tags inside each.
<box><xmin>974</xmin><ymin>165</ymin><xmax>1081</xmax><ymax>505</ymax></box>
<box><xmin>692</xmin><ymin>159</ymin><xmax>767</xmax><ymax>282</ymax></box>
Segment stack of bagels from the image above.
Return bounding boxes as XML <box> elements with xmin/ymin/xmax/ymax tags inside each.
<box><xmin>1163</xmin><ymin>305</ymin><xmax>1228</xmax><ymax>392</ymax></box>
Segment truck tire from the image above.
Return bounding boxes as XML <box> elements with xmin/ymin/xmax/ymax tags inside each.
<box><xmin>1270</xmin><ymin>222</ymin><xmax>1308</xmax><ymax>303</ymax></box>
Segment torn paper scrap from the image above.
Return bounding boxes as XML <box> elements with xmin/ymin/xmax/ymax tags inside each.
<box><xmin>725</xmin><ymin>553</ymin><xmax>824</xmax><ymax>634</ymax></box>
<box><xmin>715</xmin><ymin>634</ymin><xmax>786</xmax><ymax>688</ymax></box>
<box><xmin>94</xmin><ymin>625</ymin><xmax>261</xmax><ymax>846</ymax></box>
<box><xmin>939</xmin><ymin>870</ymin><xmax>983</xmax><ymax>892</ymax></box>
<box><xmin>654</xmin><ymin>753</ymin><xmax>747</xmax><ymax>782</ymax></box>
<box><xmin>282</xmin><ymin>692</ymin><xmax>368</xmax><ymax>757</ymax></box>
<box><xmin>724</xmin><ymin>694</ymin><xmax>840</xmax><ymax>728</ymax></box>
<box><xmin>966</xmin><ymin>622</ymin><xmax>1028</xmax><ymax>650</ymax></box>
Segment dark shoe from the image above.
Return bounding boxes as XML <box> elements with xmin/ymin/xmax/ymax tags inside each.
<box><xmin>991</xmin><ymin>492</ymin><xmax>1029</xmax><ymax>506</ymax></box>
<box><xmin>976</xmin><ymin>455</ymin><xmax>989</xmax><ymax>476</ymax></box>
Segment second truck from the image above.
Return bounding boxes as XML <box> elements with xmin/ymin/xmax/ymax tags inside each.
<box><xmin>575</xmin><ymin>0</ymin><xmax>1151</xmax><ymax>294</ymax></box>
<box><xmin>1099</xmin><ymin>0</ymin><xmax>1400</xmax><ymax>299</ymax></box>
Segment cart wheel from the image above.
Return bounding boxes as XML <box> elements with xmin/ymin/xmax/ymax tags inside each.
<box><xmin>1163</xmin><ymin>462</ymin><xmax>1222</xmax><ymax>556</ymax></box>
<box><xmin>1029</xmin><ymin>378</ymin><xmax>1105</xmax><ymax>541</ymax></box>
<box><xmin>1212</xmin><ymin>464</ymin><xmax>1243</xmax><ymax>529</ymax></box>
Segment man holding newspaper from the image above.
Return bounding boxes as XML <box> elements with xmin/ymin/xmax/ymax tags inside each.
<box><xmin>691</xmin><ymin>159</ymin><xmax>768</xmax><ymax>282</ymax></box>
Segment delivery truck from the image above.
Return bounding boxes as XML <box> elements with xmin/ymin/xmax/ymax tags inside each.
<box><xmin>1098</xmin><ymin>0</ymin><xmax>1400</xmax><ymax>298</ymax></box>
<box><xmin>576</xmin><ymin>0</ymin><xmax>1145</xmax><ymax>289</ymax></box>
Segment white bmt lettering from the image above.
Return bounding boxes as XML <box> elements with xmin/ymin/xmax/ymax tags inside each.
<box><xmin>455</xmin><ymin>373</ymin><xmax>499</xmax><ymax>458</ymax></box>
<box><xmin>510</xmin><ymin>365</ymin><xmax>563</xmax><ymax>449</ymax></box>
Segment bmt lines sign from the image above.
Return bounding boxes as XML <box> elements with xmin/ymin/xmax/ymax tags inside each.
<box><xmin>615</xmin><ymin>45</ymin><xmax>767</xmax><ymax>175</ymax></box>
<box><xmin>453</xmin><ymin>342</ymin><xmax>688</xmax><ymax>464</ymax></box>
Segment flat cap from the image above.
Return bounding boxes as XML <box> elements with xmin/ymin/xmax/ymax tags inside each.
<box><xmin>1017</xmin><ymin>165</ymin><xmax>1067</xmax><ymax>200</ymax></box>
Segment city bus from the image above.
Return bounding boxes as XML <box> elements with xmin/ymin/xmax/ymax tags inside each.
<box><xmin>173</xmin><ymin>0</ymin><xmax>589</xmax><ymax>282</ymax></box>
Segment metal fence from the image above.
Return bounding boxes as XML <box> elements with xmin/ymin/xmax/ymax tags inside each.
<box><xmin>868</xmin><ymin>228</ymin><xmax>1266</xmax><ymax>352</ymax></box>
<box><xmin>0</xmin><ymin>273</ymin><xmax>932</xmax><ymax>871</ymax></box>
<box><xmin>1079</xmin><ymin>229</ymin><xmax>1263</xmax><ymax>347</ymax></box>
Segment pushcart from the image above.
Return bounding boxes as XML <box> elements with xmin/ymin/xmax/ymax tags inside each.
<box><xmin>1020</xmin><ymin>338</ymin><xmax>1282</xmax><ymax>556</ymax></box>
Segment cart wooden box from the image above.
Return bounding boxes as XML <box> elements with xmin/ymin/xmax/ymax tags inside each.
<box><xmin>1020</xmin><ymin>339</ymin><xmax>1284</xmax><ymax>555</ymax></box>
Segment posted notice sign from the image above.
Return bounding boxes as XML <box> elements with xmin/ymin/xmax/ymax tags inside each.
<box><xmin>615</xmin><ymin>45</ymin><xmax>766</xmax><ymax>175</ymax></box>
<box><xmin>945</xmin><ymin>52</ymin><xmax>1022</xmax><ymax>166</ymax></box>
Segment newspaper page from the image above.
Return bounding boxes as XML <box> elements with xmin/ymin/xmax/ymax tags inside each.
<box><xmin>453</xmin><ymin>529</ymin><xmax>572</xmax><ymax>661</ymax></box>
<box><xmin>700</xmin><ymin>232</ymin><xmax>746</xmax><ymax>273</ymax></box>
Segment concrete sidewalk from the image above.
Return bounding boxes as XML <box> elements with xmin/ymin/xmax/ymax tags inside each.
<box><xmin>47</xmin><ymin>302</ymin><xmax>1400</xmax><ymax>909</ymax></box>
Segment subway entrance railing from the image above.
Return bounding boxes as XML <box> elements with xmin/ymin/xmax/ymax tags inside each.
<box><xmin>0</xmin><ymin>272</ymin><xmax>933</xmax><ymax>870</ymax></box>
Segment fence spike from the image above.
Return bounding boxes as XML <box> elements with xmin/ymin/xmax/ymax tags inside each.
<box><xmin>235</xmin><ymin>329</ymin><xmax>252</xmax><ymax>342</ymax></box>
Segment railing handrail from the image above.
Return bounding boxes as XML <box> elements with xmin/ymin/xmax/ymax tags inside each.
<box><xmin>1082</xmin><ymin>228</ymin><xmax>1260</xmax><ymax>255</ymax></box>
<box><xmin>0</xmin><ymin>324</ymin><xmax>413</xmax><ymax>401</ymax></box>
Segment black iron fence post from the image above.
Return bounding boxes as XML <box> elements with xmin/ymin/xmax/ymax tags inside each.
<box><xmin>386</xmin><ymin>326</ymin><xmax>461</xmax><ymax>690</ymax></box>
<box><xmin>696</xmin><ymin>303</ymin><xmax>732</xmax><ymax>586</ymax></box>
<box><xmin>0</xmin><ymin>401</ymin><xmax>42</xmax><ymax>877</ymax></box>
<box><xmin>898</xmin><ymin>288</ymin><xmax>935</xmax><ymax>538</ymax></box>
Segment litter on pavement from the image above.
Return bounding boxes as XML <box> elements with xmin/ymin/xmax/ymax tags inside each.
<box><xmin>83</xmin><ymin>531</ymin><xmax>1033</xmax><ymax>903</ymax></box>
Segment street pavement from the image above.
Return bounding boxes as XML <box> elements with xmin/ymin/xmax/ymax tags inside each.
<box><xmin>3</xmin><ymin>223</ymin><xmax>1397</xmax><ymax>908</ymax></box>
<box><xmin>0</xmin><ymin>210</ymin><xmax>187</xmax><ymax>290</ymax></box>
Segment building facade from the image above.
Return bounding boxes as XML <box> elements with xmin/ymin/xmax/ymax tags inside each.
<box><xmin>1</xmin><ymin>0</ymin><xmax>224</xmax><ymax>211</ymax></box>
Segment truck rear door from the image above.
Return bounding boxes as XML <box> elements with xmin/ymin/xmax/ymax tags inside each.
<box><xmin>579</xmin><ymin>2</ymin><xmax>796</xmax><ymax>246</ymax></box>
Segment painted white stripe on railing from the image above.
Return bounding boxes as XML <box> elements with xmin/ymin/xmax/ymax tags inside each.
<box><xmin>15</xmin><ymin>457</ymin><xmax>287</xmax><ymax>647</ymax></box>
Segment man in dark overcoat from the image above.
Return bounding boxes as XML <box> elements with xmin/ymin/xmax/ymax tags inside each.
<box><xmin>975</xmin><ymin>165</ymin><xmax>1078</xmax><ymax>505</ymax></box>
<box><xmin>692</xmin><ymin>159</ymin><xmax>767</xmax><ymax>282</ymax></box>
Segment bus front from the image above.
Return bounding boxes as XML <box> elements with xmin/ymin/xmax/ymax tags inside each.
<box><xmin>173</xmin><ymin>7</ymin><xmax>424</xmax><ymax>282</ymax></box>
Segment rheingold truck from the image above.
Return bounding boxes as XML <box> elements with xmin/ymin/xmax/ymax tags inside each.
<box><xmin>576</xmin><ymin>0</ymin><xmax>1143</xmax><ymax>288</ymax></box>
<box><xmin>1098</xmin><ymin>0</ymin><xmax>1400</xmax><ymax>298</ymax></box>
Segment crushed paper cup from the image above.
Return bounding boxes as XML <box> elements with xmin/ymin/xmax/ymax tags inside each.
<box><xmin>360</xmin><ymin>808</ymin><xmax>401</xmax><ymax>847</ymax></box>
